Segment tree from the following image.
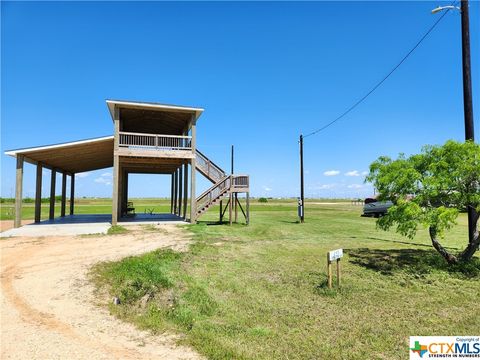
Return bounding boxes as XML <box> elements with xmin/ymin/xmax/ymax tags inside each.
<box><xmin>366</xmin><ymin>140</ymin><xmax>479</xmax><ymax>264</ymax></box>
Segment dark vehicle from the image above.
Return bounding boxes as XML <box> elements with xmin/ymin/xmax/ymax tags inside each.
<box><xmin>362</xmin><ymin>197</ymin><xmax>393</xmax><ymax>218</ymax></box>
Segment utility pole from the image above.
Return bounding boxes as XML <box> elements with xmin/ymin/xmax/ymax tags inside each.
<box><xmin>299</xmin><ymin>134</ymin><xmax>305</xmax><ymax>223</ymax></box>
<box><xmin>460</xmin><ymin>0</ymin><xmax>476</xmax><ymax>245</ymax></box>
<box><xmin>231</xmin><ymin>145</ymin><xmax>234</xmax><ymax>174</ymax></box>
<box><xmin>461</xmin><ymin>0</ymin><xmax>474</xmax><ymax>142</ymax></box>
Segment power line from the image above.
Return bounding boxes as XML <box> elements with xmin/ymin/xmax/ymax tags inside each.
<box><xmin>303</xmin><ymin>3</ymin><xmax>457</xmax><ymax>139</ymax></box>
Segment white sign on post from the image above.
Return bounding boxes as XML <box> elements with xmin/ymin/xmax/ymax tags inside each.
<box><xmin>328</xmin><ymin>248</ymin><xmax>343</xmax><ymax>262</ymax></box>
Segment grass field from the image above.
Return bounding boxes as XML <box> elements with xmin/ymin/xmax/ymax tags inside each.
<box><xmin>90</xmin><ymin>200</ymin><xmax>480</xmax><ymax>360</ymax></box>
<box><xmin>0</xmin><ymin>198</ymin><xmax>172</xmax><ymax>220</ymax></box>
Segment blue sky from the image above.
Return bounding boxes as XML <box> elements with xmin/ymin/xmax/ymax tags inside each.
<box><xmin>1</xmin><ymin>1</ymin><xmax>479</xmax><ymax>199</ymax></box>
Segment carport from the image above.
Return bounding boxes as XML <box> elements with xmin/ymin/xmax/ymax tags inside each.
<box><xmin>5</xmin><ymin>136</ymin><xmax>114</xmax><ymax>228</ymax></box>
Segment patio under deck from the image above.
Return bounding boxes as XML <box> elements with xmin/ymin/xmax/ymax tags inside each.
<box><xmin>0</xmin><ymin>213</ymin><xmax>187</xmax><ymax>237</ymax></box>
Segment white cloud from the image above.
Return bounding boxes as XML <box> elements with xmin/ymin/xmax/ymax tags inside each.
<box><xmin>324</xmin><ymin>170</ymin><xmax>340</xmax><ymax>176</ymax></box>
<box><xmin>262</xmin><ymin>186</ymin><xmax>272</xmax><ymax>192</ymax></box>
<box><xmin>310</xmin><ymin>183</ymin><xmax>337</xmax><ymax>190</ymax></box>
<box><xmin>345</xmin><ymin>170</ymin><xmax>360</xmax><ymax>177</ymax></box>
<box><xmin>94</xmin><ymin>177</ymin><xmax>111</xmax><ymax>186</ymax></box>
<box><xmin>101</xmin><ymin>172</ymin><xmax>112</xmax><ymax>178</ymax></box>
<box><xmin>362</xmin><ymin>171</ymin><xmax>369</xmax><ymax>176</ymax></box>
<box><xmin>347</xmin><ymin>184</ymin><xmax>363</xmax><ymax>189</ymax></box>
<box><xmin>76</xmin><ymin>172</ymin><xmax>91</xmax><ymax>178</ymax></box>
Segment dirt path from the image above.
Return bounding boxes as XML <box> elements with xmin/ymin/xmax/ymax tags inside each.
<box><xmin>1</xmin><ymin>225</ymin><xmax>201</xmax><ymax>359</ymax></box>
<box><xmin>0</xmin><ymin>220</ymin><xmax>34</xmax><ymax>232</ymax></box>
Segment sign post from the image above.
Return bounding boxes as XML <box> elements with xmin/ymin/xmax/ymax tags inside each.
<box><xmin>327</xmin><ymin>249</ymin><xmax>343</xmax><ymax>288</ymax></box>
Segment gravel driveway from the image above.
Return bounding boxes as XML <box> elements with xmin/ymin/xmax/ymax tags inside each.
<box><xmin>1</xmin><ymin>225</ymin><xmax>201</xmax><ymax>360</ymax></box>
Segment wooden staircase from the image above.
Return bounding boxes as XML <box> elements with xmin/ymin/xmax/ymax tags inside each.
<box><xmin>195</xmin><ymin>149</ymin><xmax>249</xmax><ymax>220</ymax></box>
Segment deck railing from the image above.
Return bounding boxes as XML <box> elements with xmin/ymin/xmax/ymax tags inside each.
<box><xmin>232</xmin><ymin>175</ymin><xmax>249</xmax><ymax>189</ymax></box>
<box><xmin>119</xmin><ymin>131</ymin><xmax>192</xmax><ymax>151</ymax></box>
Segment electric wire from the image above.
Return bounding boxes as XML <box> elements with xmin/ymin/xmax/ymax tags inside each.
<box><xmin>303</xmin><ymin>2</ymin><xmax>457</xmax><ymax>139</ymax></box>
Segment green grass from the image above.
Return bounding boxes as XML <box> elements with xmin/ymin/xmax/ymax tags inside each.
<box><xmin>107</xmin><ymin>225</ymin><xmax>129</xmax><ymax>235</ymax></box>
<box><xmin>0</xmin><ymin>198</ymin><xmax>172</xmax><ymax>220</ymax></box>
<box><xmin>92</xmin><ymin>201</ymin><xmax>479</xmax><ymax>359</ymax></box>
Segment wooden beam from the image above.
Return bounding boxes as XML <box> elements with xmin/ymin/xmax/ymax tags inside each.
<box><xmin>49</xmin><ymin>169</ymin><xmax>56</xmax><ymax>220</ymax></box>
<box><xmin>70</xmin><ymin>174</ymin><xmax>75</xmax><ymax>215</ymax></box>
<box><xmin>124</xmin><ymin>171</ymin><xmax>128</xmax><ymax>214</ymax></box>
<box><xmin>190</xmin><ymin>118</ymin><xmax>197</xmax><ymax>223</ymax></box>
<box><xmin>117</xmin><ymin>164</ymin><xmax>123</xmax><ymax>219</ymax></box>
<box><xmin>170</xmin><ymin>173</ymin><xmax>174</xmax><ymax>213</ymax></box>
<box><xmin>229</xmin><ymin>192</ymin><xmax>233</xmax><ymax>226</ymax></box>
<box><xmin>61</xmin><ymin>172</ymin><xmax>66</xmax><ymax>217</ymax></box>
<box><xmin>183</xmin><ymin>163</ymin><xmax>188</xmax><ymax>219</ymax></box>
<box><xmin>173</xmin><ymin>170</ymin><xmax>178</xmax><ymax>214</ymax></box>
<box><xmin>112</xmin><ymin>106</ymin><xmax>120</xmax><ymax>225</ymax></box>
<box><xmin>115</xmin><ymin>148</ymin><xmax>195</xmax><ymax>159</ymax></box>
<box><xmin>120</xmin><ymin>157</ymin><xmax>187</xmax><ymax>166</ymax></box>
<box><xmin>34</xmin><ymin>163</ymin><xmax>42</xmax><ymax>223</ymax></box>
<box><xmin>178</xmin><ymin>166</ymin><xmax>183</xmax><ymax>216</ymax></box>
<box><xmin>234</xmin><ymin>193</ymin><xmax>238</xmax><ymax>223</ymax></box>
<box><xmin>219</xmin><ymin>200</ymin><xmax>223</xmax><ymax>223</ymax></box>
<box><xmin>190</xmin><ymin>159</ymin><xmax>196</xmax><ymax>223</ymax></box>
<box><xmin>246</xmin><ymin>192</ymin><xmax>250</xmax><ymax>225</ymax></box>
<box><xmin>14</xmin><ymin>155</ymin><xmax>24</xmax><ymax>228</ymax></box>
<box><xmin>236</xmin><ymin>196</ymin><xmax>246</xmax><ymax>219</ymax></box>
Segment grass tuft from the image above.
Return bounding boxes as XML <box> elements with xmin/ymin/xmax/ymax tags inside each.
<box><xmin>107</xmin><ymin>225</ymin><xmax>128</xmax><ymax>235</ymax></box>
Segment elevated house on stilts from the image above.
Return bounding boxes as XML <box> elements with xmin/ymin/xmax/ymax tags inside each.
<box><xmin>5</xmin><ymin>100</ymin><xmax>250</xmax><ymax>228</ymax></box>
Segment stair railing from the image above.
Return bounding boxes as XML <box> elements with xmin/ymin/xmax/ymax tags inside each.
<box><xmin>196</xmin><ymin>149</ymin><xmax>226</xmax><ymax>182</ymax></box>
<box><xmin>196</xmin><ymin>175</ymin><xmax>232</xmax><ymax>212</ymax></box>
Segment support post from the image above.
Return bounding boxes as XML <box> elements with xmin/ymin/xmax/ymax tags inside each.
<box><xmin>178</xmin><ymin>166</ymin><xmax>183</xmax><ymax>216</ymax></box>
<box><xmin>61</xmin><ymin>172</ymin><xmax>67</xmax><ymax>217</ymax></box>
<box><xmin>219</xmin><ymin>200</ymin><xmax>223</xmax><ymax>223</ymax></box>
<box><xmin>112</xmin><ymin>155</ymin><xmax>120</xmax><ymax>225</ymax></box>
<box><xmin>14</xmin><ymin>155</ymin><xmax>24</xmax><ymax>228</ymax></box>
<box><xmin>170</xmin><ymin>173</ymin><xmax>174</xmax><ymax>213</ymax></box>
<box><xmin>327</xmin><ymin>254</ymin><xmax>332</xmax><ymax>289</ymax></box>
<box><xmin>112</xmin><ymin>106</ymin><xmax>120</xmax><ymax>225</ymax></box>
<box><xmin>34</xmin><ymin>163</ymin><xmax>43</xmax><ymax>223</ymax></box>
<box><xmin>246</xmin><ymin>192</ymin><xmax>250</xmax><ymax>225</ymax></box>
<box><xmin>70</xmin><ymin>173</ymin><xmax>75</xmax><ymax>215</ymax></box>
<box><xmin>234</xmin><ymin>194</ymin><xmax>238</xmax><ymax>223</ymax></box>
<box><xmin>190</xmin><ymin>118</ymin><xmax>197</xmax><ymax>223</ymax></box>
<box><xmin>183</xmin><ymin>163</ymin><xmax>188</xmax><ymax>219</ymax></box>
<box><xmin>336</xmin><ymin>259</ymin><xmax>341</xmax><ymax>287</ymax></box>
<box><xmin>124</xmin><ymin>171</ymin><xmax>128</xmax><ymax>212</ymax></box>
<box><xmin>229</xmin><ymin>192</ymin><xmax>233</xmax><ymax>226</ymax></box>
<box><xmin>49</xmin><ymin>169</ymin><xmax>56</xmax><ymax>220</ymax></box>
<box><xmin>173</xmin><ymin>170</ymin><xmax>178</xmax><ymax>215</ymax></box>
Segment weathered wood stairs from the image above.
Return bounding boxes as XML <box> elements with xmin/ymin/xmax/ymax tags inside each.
<box><xmin>195</xmin><ymin>149</ymin><xmax>249</xmax><ymax>222</ymax></box>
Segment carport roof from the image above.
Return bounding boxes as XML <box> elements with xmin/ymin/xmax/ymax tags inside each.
<box><xmin>4</xmin><ymin>136</ymin><xmax>114</xmax><ymax>174</ymax></box>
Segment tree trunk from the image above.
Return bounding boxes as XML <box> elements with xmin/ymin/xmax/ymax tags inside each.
<box><xmin>429</xmin><ymin>227</ymin><xmax>458</xmax><ymax>264</ymax></box>
<box><xmin>430</xmin><ymin>210</ymin><xmax>479</xmax><ymax>264</ymax></box>
<box><xmin>459</xmin><ymin>210</ymin><xmax>479</xmax><ymax>262</ymax></box>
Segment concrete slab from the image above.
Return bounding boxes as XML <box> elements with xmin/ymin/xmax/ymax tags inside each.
<box><xmin>0</xmin><ymin>213</ymin><xmax>187</xmax><ymax>237</ymax></box>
